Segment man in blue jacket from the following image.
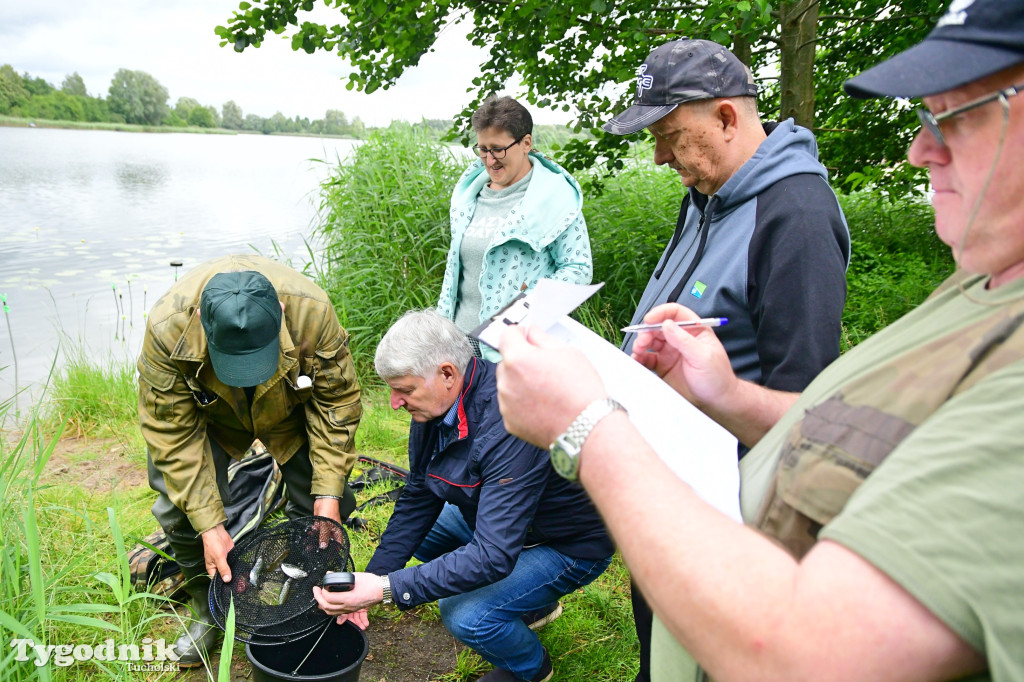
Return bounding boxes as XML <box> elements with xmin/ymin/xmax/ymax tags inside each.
<box><xmin>603</xmin><ymin>38</ymin><xmax>852</xmax><ymax>682</ymax></box>
<box><xmin>314</xmin><ymin>309</ymin><xmax>613</xmax><ymax>682</ymax></box>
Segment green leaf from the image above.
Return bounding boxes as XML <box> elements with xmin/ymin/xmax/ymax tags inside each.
<box><xmin>0</xmin><ymin>609</ymin><xmax>34</xmax><ymax>639</ymax></box>
<box><xmin>591</xmin><ymin>0</ymin><xmax>608</xmax><ymax>12</ymax></box>
<box><xmin>218</xmin><ymin>600</ymin><xmax>236</xmax><ymax>681</ymax></box>
<box><xmin>46</xmin><ymin>614</ymin><xmax>121</xmax><ymax>631</ymax></box>
<box><xmin>238</xmin><ymin>1</ymin><xmax>251</xmax><ymax>8</ymax></box>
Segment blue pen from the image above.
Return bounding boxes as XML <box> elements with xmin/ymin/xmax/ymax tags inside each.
<box><xmin>621</xmin><ymin>317</ymin><xmax>729</xmax><ymax>333</ymax></box>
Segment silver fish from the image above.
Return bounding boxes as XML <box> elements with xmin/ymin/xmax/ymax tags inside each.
<box><xmin>249</xmin><ymin>555</ymin><xmax>264</xmax><ymax>588</ymax></box>
<box><xmin>281</xmin><ymin>563</ymin><xmax>308</xmax><ymax>579</ymax></box>
<box><xmin>278</xmin><ymin>578</ymin><xmax>292</xmax><ymax>605</ymax></box>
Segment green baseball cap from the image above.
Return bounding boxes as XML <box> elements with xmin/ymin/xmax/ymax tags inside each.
<box><xmin>200</xmin><ymin>271</ymin><xmax>282</xmax><ymax>387</ymax></box>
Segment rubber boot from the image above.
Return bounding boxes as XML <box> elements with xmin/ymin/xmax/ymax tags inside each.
<box><xmin>172</xmin><ymin>577</ymin><xmax>223</xmax><ymax>668</ymax></box>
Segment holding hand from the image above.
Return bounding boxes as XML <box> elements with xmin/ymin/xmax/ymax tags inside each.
<box><xmin>496</xmin><ymin>325</ymin><xmax>608</xmax><ymax>448</ymax></box>
<box><xmin>201</xmin><ymin>524</ymin><xmax>235</xmax><ymax>581</ymax></box>
<box><xmin>312</xmin><ymin>496</ymin><xmax>345</xmax><ymax>549</ymax></box>
<box><xmin>312</xmin><ymin>572</ymin><xmax>385</xmax><ymax>630</ymax></box>
<box><xmin>630</xmin><ymin>303</ymin><xmax>739</xmax><ymax>411</ymax></box>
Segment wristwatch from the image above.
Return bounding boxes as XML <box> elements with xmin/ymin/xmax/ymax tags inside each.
<box><xmin>549</xmin><ymin>398</ymin><xmax>627</xmax><ymax>481</ymax></box>
<box><xmin>380</xmin><ymin>575</ymin><xmax>393</xmax><ymax>605</ymax></box>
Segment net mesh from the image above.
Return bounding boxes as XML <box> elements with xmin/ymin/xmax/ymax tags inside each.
<box><xmin>208</xmin><ymin>516</ymin><xmax>353</xmax><ymax>642</ymax></box>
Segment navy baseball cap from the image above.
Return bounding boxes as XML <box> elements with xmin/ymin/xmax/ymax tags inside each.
<box><xmin>845</xmin><ymin>0</ymin><xmax>1024</xmax><ymax>99</ymax></box>
<box><xmin>604</xmin><ymin>39</ymin><xmax>758</xmax><ymax>135</ymax></box>
<box><xmin>200</xmin><ymin>271</ymin><xmax>282</xmax><ymax>387</ymax></box>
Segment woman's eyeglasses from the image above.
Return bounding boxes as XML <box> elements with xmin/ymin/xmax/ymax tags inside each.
<box><xmin>472</xmin><ymin>135</ymin><xmax>526</xmax><ymax>159</ymax></box>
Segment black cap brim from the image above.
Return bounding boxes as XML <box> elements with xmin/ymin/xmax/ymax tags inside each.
<box><xmin>603</xmin><ymin>103</ymin><xmax>679</xmax><ymax>135</ymax></box>
<box><xmin>845</xmin><ymin>39</ymin><xmax>1024</xmax><ymax>99</ymax></box>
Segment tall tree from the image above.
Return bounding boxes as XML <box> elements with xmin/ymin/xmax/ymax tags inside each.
<box><xmin>222</xmin><ymin>100</ymin><xmax>244</xmax><ymax>129</ymax></box>
<box><xmin>217</xmin><ymin>0</ymin><xmax>944</xmax><ymax>193</ymax></box>
<box><xmin>61</xmin><ymin>72</ymin><xmax>88</xmax><ymax>97</ymax></box>
<box><xmin>107</xmin><ymin>69</ymin><xmax>168</xmax><ymax>125</ymax></box>
<box><xmin>187</xmin><ymin>105</ymin><xmax>215</xmax><ymax>127</ymax></box>
<box><xmin>0</xmin><ymin>64</ymin><xmax>30</xmax><ymax>114</ymax></box>
<box><xmin>174</xmin><ymin>96</ymin><xmax>201</xmax><ymax>120</ymax></box>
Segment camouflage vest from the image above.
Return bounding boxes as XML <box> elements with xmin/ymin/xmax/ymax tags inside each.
<box><xmin>754</xmin><ymin>287</ymin><xmax>1024</xmax><ymax>559</ymax></box>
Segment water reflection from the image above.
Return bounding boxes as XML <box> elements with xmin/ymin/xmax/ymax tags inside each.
<box><xmin>0</xmin><ymin>126</ymin><xmax>359</xmax><ymax>409</ymax></box>
<box><xmin>115</xmin><ymin>162</ymin><xmax>167</xmax><ymax>191</ymax></box>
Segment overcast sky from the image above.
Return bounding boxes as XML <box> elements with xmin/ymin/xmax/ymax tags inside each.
<box><xmin>0</xmin><ymin>0</ymin><xmax>572</xmax><ymax>127</ymax></box>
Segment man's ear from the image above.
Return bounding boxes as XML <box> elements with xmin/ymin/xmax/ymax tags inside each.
<box><xmin>439</xmin><ymin>362</ymin><xmax>459</xmax><ymax>389</ymax></box>
<box><xmin>716</xmin><ymin>100</ymin><xmax>741</xmax><ymax>141</ymax></box>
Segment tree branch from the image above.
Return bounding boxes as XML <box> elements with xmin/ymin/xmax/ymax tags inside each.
<box><xmin>818</xmin><ymin>13</ymin><xmax>936</xmax><ymax>24</ymax></box>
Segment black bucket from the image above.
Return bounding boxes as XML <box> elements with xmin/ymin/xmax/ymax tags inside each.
<box><xmin>246</xmin><ymin>621</ymin><xmax>368</xmax><ymax>682</ymax></box>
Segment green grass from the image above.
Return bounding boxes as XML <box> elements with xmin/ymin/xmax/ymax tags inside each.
<box><xmin>0</xmin><ymin>393</ymin><xmax>174</xmax><ymax>681</ymax></box>
<box><xmin>0</xmin><ymin>115</ymin><xmax>235</xmax><ymax>135</ymax></box>
<box><xmin>5</xmin><ymin>354</ymin><xmax>637</xmax><ymax>679</ymax></box>
<box><xmin>47</xmin><ymin>346</ymin><xmax>140</xmax><ymax>442</ymax></box>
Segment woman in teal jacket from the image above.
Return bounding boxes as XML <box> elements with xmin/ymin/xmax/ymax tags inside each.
<box><xmin>438</xmin><ymin>96</ymin><xmax>592</xmax><ymax>359</ymax></box>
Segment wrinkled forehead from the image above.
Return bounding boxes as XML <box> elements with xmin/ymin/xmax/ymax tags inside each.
<box><xmin>386</xmin><ymin>375</ymin><xmax>426</xmax><ymax>392</ymax></box>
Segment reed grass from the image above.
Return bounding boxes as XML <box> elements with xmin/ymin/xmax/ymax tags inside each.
<box><xmin>312</xmin><ymin>132</ymin><xmax>949</xmax><ymax>358</ymax></box>
<box><xmin>46</xmin><ymin>347</ymin><xmax>141</xmax><ymax>449</ymax></box>
<box><xmin>0</xmin><ymin>392</ymin><xmax>184</xmax><ymax>681</ymax></box>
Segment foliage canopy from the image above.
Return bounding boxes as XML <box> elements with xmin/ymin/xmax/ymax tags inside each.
<box><xmin>107</xmin><ymin>68</ymin><xmax>169</xmax><ymax>125</ymax></box>
<box><xmin>217</xmin><ymin>0</ymin><xmax>946</xmax><ymax>194</ymax></box>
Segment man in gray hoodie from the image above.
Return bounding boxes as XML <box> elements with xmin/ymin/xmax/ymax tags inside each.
<box><xmin>603</xmin><ymin>38</ymin><xmax>851</xmax><ymax>682</ymax></box>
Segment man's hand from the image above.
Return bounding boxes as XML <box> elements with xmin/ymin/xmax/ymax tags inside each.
<box><xmin>312</xmin><ymin>496</ymin><xmax>345</xmax><ymax>549</ymax></box>
<box><xmin>632</xmin><ymin>303</ymin><xmax>799</xmax><ymax>447</ymax></box>
<box><xmin>312</xmin><ymin>572</ymin><xmax>385</xmax><ymax>628</ymax></box>
<box><xmin>630</xmin><ymin>303</ymin><xmax>739</xmax><ymax>410</ymax></box>
<box><xmin>497</xmin><ymin>325</ymin><xmax>608</xmax><ymax>448</ymax></box>
<box><xmin>201</xmin><ymin>524</ymin><xmax>234</xmax><ymax>581</ymax></box>
<box><xmin>333</xmin><ymin>609</ymin><xmax>370</xmax><ymax>630</ymax></box>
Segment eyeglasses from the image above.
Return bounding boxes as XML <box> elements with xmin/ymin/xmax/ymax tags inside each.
<box><xmin>916</xmin><ymin>82</ymin><xmax>1024</xmax><ymax>147</ymax></box>
<box><xmin>472</xmin><ymin>134</ymin><xmax>526</xmax><ymax>159</ymax></box>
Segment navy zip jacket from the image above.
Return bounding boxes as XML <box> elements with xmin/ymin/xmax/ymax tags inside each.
<box><xmin>365</xmin><ymin>358</ymin><xmax>614</xmax><ymax>609</ymax></box>
<box><xmin>622</xmin><ymin>119</ymin><xmax>851</xmax><ymax>394</ymax></box>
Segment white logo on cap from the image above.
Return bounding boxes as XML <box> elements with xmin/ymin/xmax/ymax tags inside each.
<box><xmin>636</xmin><ymin>64</ymin><xmax>654</xmax><ymax>98</ymax></box>
<box><xmin>937</xmin><ymin>0</ymin><xmax>975</xmax><ymax>27</ymax></box>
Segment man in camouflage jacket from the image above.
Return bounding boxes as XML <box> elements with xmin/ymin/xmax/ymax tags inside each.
<box><xmin>138</xmin><ymin>254</ymin><xmax>361</xmax><ymax>665</ymax></box>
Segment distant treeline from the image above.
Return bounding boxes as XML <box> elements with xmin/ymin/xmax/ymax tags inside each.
<box><xmin>0</xmin><ymin>64</ymin><xmax>580</xmax><ymax>145</ymax></box>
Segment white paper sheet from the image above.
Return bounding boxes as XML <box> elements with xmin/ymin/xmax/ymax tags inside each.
<box><xmin>475</xmin><ymin>279</ymin><xmax>741</xmax><ymax>520</ymax></box>
<box><xmin>548</xmin><ymin>319</ymin><xmax>741</xmax><ymax>521</ymax></box>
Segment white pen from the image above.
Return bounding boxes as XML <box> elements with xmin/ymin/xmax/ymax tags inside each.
<box><xmin>621</xmin><ymin>317</ymin><xmax>729</xmax><ymax>333</ymax></box>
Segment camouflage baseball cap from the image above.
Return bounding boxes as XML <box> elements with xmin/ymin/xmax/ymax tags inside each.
<box><xmin>603</xmin><ymin>38</ymin><xmax>758</xmax><ymax>135</ymax></box>
<box><xmin>200</xmin><ymin>271</ymin><xmax>282</xmax><ymax>387</ymax></box>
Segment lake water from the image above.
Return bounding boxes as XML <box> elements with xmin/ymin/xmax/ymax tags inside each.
<box><xmin>0</xmin><ymin>126</ymin><xmax>360</xmax><ymax>409</ymax></box>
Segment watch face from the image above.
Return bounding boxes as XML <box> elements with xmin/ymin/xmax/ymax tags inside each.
<box><xmin>550</xmin><ymin>440</ymin><xmax>579</xmax><ymax>481</ymax></box>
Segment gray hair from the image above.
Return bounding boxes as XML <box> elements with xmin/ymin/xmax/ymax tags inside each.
<box><xmin>471</xmin><ymin>96</ymin><xmax>533</xmax><ymax>139</ymax></box>
<box><xmin>375</xmin><ymin>309</ymin><xmax>473</xmax><ymax>380</ymax></box>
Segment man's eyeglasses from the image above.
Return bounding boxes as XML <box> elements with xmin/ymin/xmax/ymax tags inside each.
<box><xmin>917</xmin><ymin>82</ymin><xmax>1024</xmax><ymax>147</ymax></box>
<box><xmin>472</xmin><ymin>135</ymin><xmax>526</xmax><ymax>159</ymax></box>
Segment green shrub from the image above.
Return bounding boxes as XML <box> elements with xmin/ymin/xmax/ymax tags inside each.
<box><xmin>577</xmin><ymin>146</ymin><xmax>680</xmax><ymax>339</ymax></box>
<box><xmin>311</xmin><ymin>125</ymin><xmax>464</xmax><ymax>381</ymax></box>
<box><xmin>838</xmin><ymin>192</ymin><xmax>953</xmax><ymax>349</ymax></box>
<box><xmin>311</xmin><ymin>133</ymin><xmax>950</xmax><ymax>381</ymax></box>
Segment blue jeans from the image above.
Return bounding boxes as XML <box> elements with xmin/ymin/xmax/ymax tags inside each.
<box><xmin>414</xmin><ymin>503</ymin><xmax>611</xmax><ymax>680</ymax></box>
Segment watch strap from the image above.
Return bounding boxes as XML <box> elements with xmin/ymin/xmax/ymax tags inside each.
<box><xmin>380</xmin><ymin>574</ymin><xmax>393</xmax><ymax>604</ymax></box>
<box><xmin>556</xmin><ymin>398</ymin><xmax>627</xmax><ymax>453</ymax></box>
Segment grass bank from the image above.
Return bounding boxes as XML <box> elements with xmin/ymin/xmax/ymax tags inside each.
<box><xmin>1</xmin><ymin>356</ymin><xmax>637</xmax><ymax>680</ymax></box>
<box><xmin>0</xmin><ymin>115</ymin><xmax>236</xmax><ymax>135</ymax></box>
